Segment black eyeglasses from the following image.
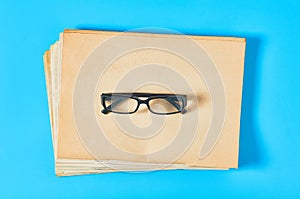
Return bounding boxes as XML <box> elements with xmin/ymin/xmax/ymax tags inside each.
<box><xmin>101</xmin><ymin>93</ymin><xmax>187</xmax><ymax>115</ymax></box>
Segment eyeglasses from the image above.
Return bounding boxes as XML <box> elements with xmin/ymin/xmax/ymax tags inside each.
<box><xmin>101</xmin><ymin>93</ymin><xmax>187</xmax><ymax>115</ymax></box>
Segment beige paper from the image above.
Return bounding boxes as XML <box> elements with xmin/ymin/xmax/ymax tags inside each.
<box><xmin>44</xmin><ymin>29</ymin><xmax>245</xmax><ymax>175</ymax></box>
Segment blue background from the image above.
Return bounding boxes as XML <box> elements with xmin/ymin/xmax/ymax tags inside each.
<box><xmin>0</xmin><ymin>0</ymin><xmax>299</xmax><ymax>198</ymax></box>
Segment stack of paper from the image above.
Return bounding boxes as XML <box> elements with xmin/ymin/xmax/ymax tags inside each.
<box><xmin>44</xmin><ymin>29</ymin><xmax>246</xmax><ymax>176</ymax></box>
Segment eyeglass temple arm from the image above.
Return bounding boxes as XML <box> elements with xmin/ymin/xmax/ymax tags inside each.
<box><xmin>165</xmin><ymin>98</ymin><xmax>186</xmax><ymax>112</ymax></box>
<box><xmin>101</xmin><ymin>98</ymin><xmax>126</xmax><ymax>114</ymax></box>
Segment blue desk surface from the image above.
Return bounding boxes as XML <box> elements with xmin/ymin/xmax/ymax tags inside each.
<box><xmin>0</xmin><ymin>0</ymin><xmax>299</xmax><ymax>198</ymax></box>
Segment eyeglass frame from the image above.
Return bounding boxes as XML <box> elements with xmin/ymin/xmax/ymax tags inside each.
<box><xmin>101</xmin><ymin>92</ymin><xmax>187</xmax><ymax>115</ymax></box>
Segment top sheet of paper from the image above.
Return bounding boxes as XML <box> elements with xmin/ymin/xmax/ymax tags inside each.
<box><xmin>55</xmin><ymin>29</ymin><xmax>245</xmax><ymax>168</ymax></box>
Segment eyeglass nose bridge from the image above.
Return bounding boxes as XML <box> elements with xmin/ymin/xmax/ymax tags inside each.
<box><xmin>138</xmin><ymin>99</ymin><xmax>149</xmax><ymax>104</ymax></box>
<box><xmin>135</xmin><ymin>99</ymin><xmax>150</xmax><ymax>112</ymax></box>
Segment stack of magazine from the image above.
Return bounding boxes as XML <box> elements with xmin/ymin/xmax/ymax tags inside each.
<box><xmin>43</xmin><ymin>29</ymin><xmax>246</xmax><ymax>176</ymax></box>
